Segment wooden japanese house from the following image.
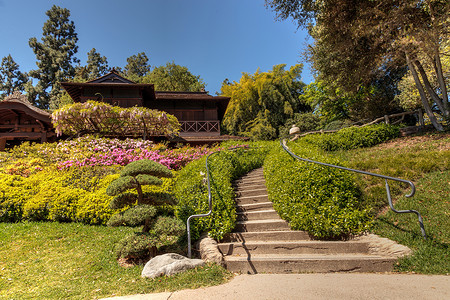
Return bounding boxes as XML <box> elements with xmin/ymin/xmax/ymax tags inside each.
<box><xmin>0</xmin><ymin>92</ymin><xmax>55</xmax><ymax>150</ymax></box>
<box><xmin>61</xmin><ymin>70</ymin><xmax>243</xmax><ymax>144</ymax></box>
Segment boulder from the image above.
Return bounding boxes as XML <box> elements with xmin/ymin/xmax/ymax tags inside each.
<box><xmin>141</xmin><ymin>253</ymin><xmax>205</xmax><ymax>278</ymax></box>
<box><xmin>197</xmin><ymin>236</ymin><xmax>224</xmax><ymax>265</ymax></box>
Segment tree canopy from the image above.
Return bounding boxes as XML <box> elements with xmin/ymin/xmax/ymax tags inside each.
<box><xmin>0</xmin><ymin>55</ymin><xmax>28</xmax><ymax>99</ymax></box>
<box><xmin>221</xmin><ymin>64</ymin><xmax>308</xmax><ymax>140</ymax></box>
<box><xmin>266</xmin><ymin>0</ymin><xmax>449</xmax><ymax>130</ymax></box>
<box><xmin>28</xmin><ymin>5</ymin><xmax>79</xmax><ymax>109</ymax></box>
<box><xmin>124</xmin><ymin>52</ymin><xmax>151</xmax><ymax>82</ymax></box>
<box><xmin>142</xmin><ymin>62</ymin><xmax>206</xmax><ymax>92</ymax></box>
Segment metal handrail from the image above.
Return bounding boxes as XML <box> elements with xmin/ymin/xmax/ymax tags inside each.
<box><xmin>281</xmin><ymin>139</ymin><xmax>427</xmax><ymax>239</ymax></box>
<box><xmin>186</xmin><ymin>145</ymin><xmax>249</xmax><ymax>258</ymax></box>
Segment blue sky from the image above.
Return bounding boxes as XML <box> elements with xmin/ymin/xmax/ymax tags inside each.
<box><xmin>0</xmin><ymin>0</ymin><xmax>312</xmax><ymax>94</ymax></box>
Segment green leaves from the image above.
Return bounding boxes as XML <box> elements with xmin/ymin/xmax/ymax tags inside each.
<box><xmin>121</xmin><ymin>159</ymin><xmax>173</xmax><ymax>178</ymax></box>
<box><xmin>221</xmin><ymin>64</ymin><xmax>308</xmax><ymax>139</ymax></box>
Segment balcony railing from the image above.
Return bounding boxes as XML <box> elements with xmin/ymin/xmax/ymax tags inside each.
<box><xmin>180</xmin><ymin>121</ymin><xmax>220</xmax><ymax>133</ymax></box>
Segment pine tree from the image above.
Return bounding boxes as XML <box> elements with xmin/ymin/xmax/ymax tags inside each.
<box><xmin>28</xmin><ymin>5</ymin><xmax>79</xmax><ymax>108</ymax></box>
<box><xmin>75</xmin><ymin>48</ymin><xmax>109</xmax><ymax>81</ymax></box>
<box><xmin>123</xmin><ymin>52</ymin><xmax>150</xmax><ymax>82</ymax></box>
<box><xmin>0</xmin><ymin>55</ymin><xmax>28</xmax><ymax>99</ymax></box>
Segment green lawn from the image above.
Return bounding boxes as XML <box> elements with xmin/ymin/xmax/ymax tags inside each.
<box><xmin>0</xmin><ymin>222</ymin><xmax>231</xmax><ymax>299</ymax></box>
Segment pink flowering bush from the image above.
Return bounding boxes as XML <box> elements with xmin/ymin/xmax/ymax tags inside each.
<box><xmin>55</xmin><ymin>136</ymin><xmax>218</xmax><ymax>170</ymax></box>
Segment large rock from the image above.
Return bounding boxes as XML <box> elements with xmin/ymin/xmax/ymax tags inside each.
<box><xmin>197</xmin><ymin>236</ymin><xmax>224</xmax><ymax>265</ymax></box>
<box><xmin>141</xmin><ymin>253</ymin><xmax>205</xmax><ymax>278</ymax></box>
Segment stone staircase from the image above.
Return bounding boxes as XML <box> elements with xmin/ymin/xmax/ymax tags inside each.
<box><xmin>218</xmin><ymin>168</ymin><xmax>407</xmax><ymax>274</ymax></box>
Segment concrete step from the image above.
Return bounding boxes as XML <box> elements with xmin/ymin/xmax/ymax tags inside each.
<box><xmin>236</xmin><ymin>209</ymin><xmax>280</xmax><ymax>221</ymax></box>
<box><xmin>236</xmin><ymin>202</ymin><xmax>274</xmax><ymax>212</ymax></box>
<box><xmin>223</xmin><ymin>254</ymin><xmax>396</xmax><ymax>274</ymax></box>
<box><xmin>236</xmin><ymin>188</ymin><xmax>269</xmax><ymax>198</ymax></box>
<box><xmin>234</xmin><ymin>178</ymin><xmax>266</xmax><ymax>186</ymax></box>
<box><xmin>235</xmin><ymin>194</ymin><xmax>269</xmax><ymax>205</ymax></box>
<box><xmin>234</xmin><ymin>219</ymin><xmax>290</xmax><ymax>232</ymax></box>
<box><xmin>222</xmin><ymin>231</ymin><xmax>310</xmax><ymax>243</ymax></box>
<box><xmin>233</xmin><ymin>182</ymin><xmax>267</xmax><ymax>190</ymax></box>
<box><xmin>218</xmin><ymin>241</ymin><xmax>370</xmax><ymax>256</ymax></box>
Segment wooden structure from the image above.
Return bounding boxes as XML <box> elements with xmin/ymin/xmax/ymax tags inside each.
<box><xmin>0</xmin><ymin>92</ymin><xmax>55</xmax><ymax>150</ymax></box>
<box><xmin>61</xmin><ymin>70</ymin><xmax>236</xmax><ymax>142</ymax></box>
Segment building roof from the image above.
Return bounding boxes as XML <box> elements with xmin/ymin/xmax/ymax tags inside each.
<box><xmin>0</xmin><ymin>92</ymin><xmax>52</xmax><ymax>125</ymax></box>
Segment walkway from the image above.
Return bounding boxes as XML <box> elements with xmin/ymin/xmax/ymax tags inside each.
<box><xmin>102</xmin><ymin>273</ymin><xmax>449</xmax><ymax>300</ymax></box>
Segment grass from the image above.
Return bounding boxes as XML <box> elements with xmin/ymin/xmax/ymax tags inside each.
<box><xmin>336</xmin><ymin>133</ymin><xmax>449</xmax><ymax>274</ymax></box>
<box><xmin>0</xmin><ymin>222</ymin><xmax>232</xmax><ymax>300</ymax></box>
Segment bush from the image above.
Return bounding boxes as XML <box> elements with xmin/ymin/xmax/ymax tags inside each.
<box><xmin>279</xmin><ymin>112</ymin><xmax>321</xmax><ymax>138</ymax></box>
<box><xmin>264</xmin><ymin>140</ymin><xmax>372</xmax><ymax>239</ymax></box>
<box><xmin>302</xmin><ymin>124</ymin><xmax>400</xmax><ymax>151</ymax></box>
<box><xmin>174</xmin><ymin>144</ymin><xmax>269</xmax><ymax>241</ymax></box>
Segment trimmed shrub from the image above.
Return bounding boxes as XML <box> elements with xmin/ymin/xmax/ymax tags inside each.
<box><xmin>302</xmin><ymin>124</ymin><xmax>399</xmax><ymax>151</ymax></box>
<box><xmin>264</xmin><ymin>140</ymin><xmax>373</xmax><ymax>239</ymax></box>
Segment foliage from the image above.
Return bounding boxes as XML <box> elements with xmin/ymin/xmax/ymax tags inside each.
<box><xmin>0</xmin><ymin>222</ymin><xmax>232</xmax><ymax>299</ymax></box>
<box><xmin>142</xmin><ymin>61</ymin><xmax>206</xmax><ymax>91</ymax></box>
<box><xmin>74</xmin><ymin>48</ymin><xmax>110</xmax><ymax>81</ymax></box>
<box><xmin>221</xmin><ymin>64</ymin><xmax>309</xmax><ymax>139</ymax></box>
<box><xmin>52</xmin><ymin>100</ymin><xmax>180</xmax><ymax>137</ymax></box>
<box><xmin>174</xmin><ymin>144</ymin><xmax>269</xmax><ymax>240</ymax></box>
<box><xmin>124</xmin><ymin>52</ymin><xmax>151</xmax><ymax>82</ymax></box>
<box><xmin>106</xmin><ymin>159</ymin><xmax>173</xmax><ymax>205</ymax></box>
<box><xmin>0</xmin><ymin>54</ymin><xmax>28</xmax><ymax>99</ymax></box>
<box><xmin>107</xmin><ymin>205</ymin><xmax>157</xmax><ymax>227</ymax></box>
<box><xmin>0</xmin><ymin>167</ymin><xmax>120</xmax><ymax>224</ymax></box>
<box><xmin>264</xmin><ymin>140</ymin><xmax>372</xmax><ymax>239</ymax></box>
<box><xmin>27</xmin><ymin>5</ymin><xmax>79</xmax><ymax>108</ymax></box>
<box><xmin>279</xmin><ymin>112</ymin><xmax>321</xmax><ymax>138</ymax></box>
<box><xmin>301</xmin><ymin>124</ymin><xmax>400</xmax><ymax>151</ymax></box>
<box><xmin>266</xmin><ymin>0</ymin><xmax>449</xmax><ymax>130</ymax></box>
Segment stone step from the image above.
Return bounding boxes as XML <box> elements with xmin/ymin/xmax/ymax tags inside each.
<box><xmin>218</xmin><ymin>241</ymin><xmax>370</xmax><ymax>256</ymax></box>
<box><xmin>222</xmin><ymin>230</ymin><xmax>310</xmax><ymax>243</ymax></box>
<box><xmin>233</xmin><ymin>182</ymin><xmax>267</xmax><ymax>190</ymax></box>
<box><xmin>236</xmin><ymin>188</ymin><xmax>268</xmax><ymax>198</ymax></box>
<box><xmin>234</xmin><ymin>219</ymin><xmax>290</xmax><ymax>232</ymax></box>
<box><xmin>234</xmin><ymin>178</ymin><xmax>266</xmax><ymax>186</ymax></box>
<box><xmin>235</xmin><ymin>194</ymin><xmax>269</xmax><ymax>205</ymax></box>
<box><xmin>235</xmin><ymin>202</ymin><xmax>274</xmax><ymax>212</ymax></box>
<box><xmin>236</xmin><ymin>209</ymin><xmax>280</xmax><ymax>221</ymax></box>
<box><xmin>224</xmin><ymin>254</ymin><xmax>396</xmax><ymax>274</ymax></box>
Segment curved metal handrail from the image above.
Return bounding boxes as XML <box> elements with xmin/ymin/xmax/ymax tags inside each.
<box><xmin>186</xmin><ymin>145</ymin><xmax>249</xmax><ymax>258</ymax></box>
<box><xmin>281</xmin><ymin>139</ymin><xmax>426</xmax><ymax>239</ymax></box>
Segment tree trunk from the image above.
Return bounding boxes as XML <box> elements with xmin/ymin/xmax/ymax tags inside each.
<box><xmin>414</xmin><ymin>59</ymin><xmax>447</xmax><ymax>117</ymax></box>
<box><xmin>135</xmin><ymin>181</ymin><xmax>144</xmax><ymax>205</ymax></box>
<box><xmin>406</xmin><ymin>53</ymin><xmax>444</xmax><ymax>131</ymax></box>
<box><xmin>433</xmin><ymin>51</ymin><xmax>449</xmax><ymax>114</ymax></box>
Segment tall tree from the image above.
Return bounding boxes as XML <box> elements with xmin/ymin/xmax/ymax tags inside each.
<box><xmin>142</xmin><ymin>62</ymin><xmax>206</xmax><ymax>92</ymax></box>
<box><xmin>221</xmin><ymin>64</ymin><xmax>308</xmax><ymax>140</ymax></box>
<box><xmin>124</xmin><ymin>52</ymin><xmax>150</xmax><ymax>82</ymax></box>
<box><xmin>266</xmin><ymin>0</ymin><xmax>449</xmax><ymax>130</ymax></box>
<box><xmin>0</xmin><ymin>55</ymin><xmax>28</xmax><ymax>99</ymax></box>
<box><xmin>28</xmin><ymin>5</ymin><xmax>79</xmax><ymax>108</ymax></box>
<box><xmin>75</xmin><ymin>48</ymin><xmax>109</xmax><ymax>81</ymax></box>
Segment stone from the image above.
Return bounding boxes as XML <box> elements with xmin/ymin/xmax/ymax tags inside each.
<box><xmin>197</xmin><ymin>236</ymin><xmax>224</xmax><ymax>265</ymax></box>
<box><xmin>141</xmin><ymin>253</ymin><xmax>205</xmax><ymax>278</ymax></box>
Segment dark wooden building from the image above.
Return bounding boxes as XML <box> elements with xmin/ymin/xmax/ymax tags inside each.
<box><xmin>0</xmin><ymin>92</ymin><xmax>55</xmax><ymax>150</ymax></box>
<box><xmin>61</xmin><ymin>70</ymin><xmax>241</xmax><ymax>143</ymax></box>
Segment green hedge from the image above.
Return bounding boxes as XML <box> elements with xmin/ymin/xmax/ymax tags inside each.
<box><xmin>174</xmin><ymin>144</ymin><xmax>269</xmax><ymax>240</ymax></box>
<box><xmin>302</xmin><ymin>124</ymin><xmax>400</xmax><ymax>151</ymax></box>
<box><xmin>264</xmin><ymin>140</ymin><xmax>373</xmax><ymax>239</ymax></box>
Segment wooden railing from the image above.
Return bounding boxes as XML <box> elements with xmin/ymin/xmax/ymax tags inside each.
<box><xmin>180</xmin><ymin>121</ymin><xmax>220</xmax><ymax>133</ymax></box>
